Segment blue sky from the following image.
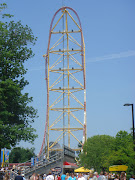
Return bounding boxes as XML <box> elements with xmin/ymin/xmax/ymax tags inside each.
<box><xmin>1</xmin><ymin>0</ymin><xmax>135</xmax><ymax>154</ymax></box>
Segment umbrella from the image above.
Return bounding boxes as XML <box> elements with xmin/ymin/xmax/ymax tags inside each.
<box><xmin>74</xmin><ymin>167</ymin><xmax>90</xmax><ymax>173</ymax></box>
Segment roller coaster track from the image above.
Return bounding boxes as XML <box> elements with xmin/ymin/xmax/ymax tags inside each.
<box><xmin>39</xmin><ymin>6</ymin><xmax>86</xmax><ymax>158</ymax></box>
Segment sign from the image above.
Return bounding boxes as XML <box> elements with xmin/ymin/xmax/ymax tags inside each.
<box><xmin>1</xmin><ymin>149</ymin><xmax>4</xmax><ymax>167</ymax></box>
<box><xmin>51</xmin><ymin>167</ymin><xmax>62</xmax><ymax>175</ymax></box>
<box><xmin>109</xmin><ymin>165</ymin><xmax>128</xmax><ymax>171</ymax></box>
<box><xmin>31</xmin><ymin>157</ymin><xmax>34</xmax><ymax>166</ymax></box>
<box><xmin>64</xmin><ymin>145</ymin><xmax>75</xmax><ymax>158</ymax></box>
<box><xmin>35</xmin><ymin>157</ymin><xmax>39</xmax><ymax>165</ymax></box>
<box><xmin>5</xmin><ymin>150</ymin><xmax>9</xmax><ymax>163</ymax></box>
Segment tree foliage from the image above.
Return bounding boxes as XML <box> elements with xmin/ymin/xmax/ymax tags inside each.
<box><xmin>104</xmin><ymin>131</ymin><xmax>135</xmax><ymax>176</ymax></box>
<box><xmin>9</xmin><ymin>147</ymin><xmax>36</xmax><ymax>163</ymax></box>
<box><xmin>0</xmin><ymin>4</ymin><xmax>38</xmax><ymax>150</ymax></box>
<box><xmin>79</xmin><ymin>131</ymin><xmax>135</xmax><ymax>175</ymax></box>
<box><xmin>80</xmin><ymin>135</ymin><xmax>115</xmax><ymax>172</ymax></box>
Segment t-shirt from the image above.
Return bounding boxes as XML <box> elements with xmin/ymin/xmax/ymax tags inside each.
<box><xmin>58</xmin><ymin>177</ymin><xmax>61</xmax><ymax>180</ymax></box>
<box><xmin>98</xmin><ymin>175</ymin><xmax>106</xmax><ymax>180</ymax></box>
<box><xmin>46</xmin><ymin>175</ymin><xmax>54</xmax><ymax>180</ymax></box>
<box><xmin>78</xmin><ymin>177</ymin><xmax>85</xmax><ymax>180</ymax></box>
<box><xmin>68</xmin><ymin>177</ymin><xmax>76</xmax><ymax>180</ymax></box>
<box><xmin>61</xmin><ymin>174</ymin><xmax>66</xmax><ymax>180</ymax></box>
<box><xmin>84</xmin><ymin>175</ymin><xmax>89</xmax><ymax>180</ymax></box>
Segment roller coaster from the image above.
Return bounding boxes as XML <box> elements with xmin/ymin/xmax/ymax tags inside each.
<box><xmin>40</xmin><ymin>6</ymin><xmax>86</xmax><ymax>159</ymax></box>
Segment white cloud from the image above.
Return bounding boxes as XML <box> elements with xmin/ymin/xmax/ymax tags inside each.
<box><xmin>28</xmin><ymin>50</ymin><xmax>135</xmax><ymax>72</ymax></box>
<box><xmin>87</xmin><ymin>50</ymin><xmax>135</xmax><ymax>63</ymax></box>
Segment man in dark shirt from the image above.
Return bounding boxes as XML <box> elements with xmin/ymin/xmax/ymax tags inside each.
<box><xmin>15</xmin><ymin>171</ymin><xmax>23</xmax><ymax>180</ymax></box>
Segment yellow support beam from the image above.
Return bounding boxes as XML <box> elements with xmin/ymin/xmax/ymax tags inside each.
<box><xmin>43</xmin><ymin>7</ymin><xmax>86</xmax><ymax>158</ymax></box>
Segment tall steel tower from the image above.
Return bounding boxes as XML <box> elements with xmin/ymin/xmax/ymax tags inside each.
<box><xmin>39</xmin><ymin>7</ymin><xmax>86</xmax><ymax>158</ymax></box>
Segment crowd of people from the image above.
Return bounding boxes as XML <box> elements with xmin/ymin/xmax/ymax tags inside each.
<box><xmin>25</xmin><ymin>171</ymin><xmax>135</xmax><ymax>180</ymax></box>
<box><xmin>1</xmin><ymin>168</ymin><xmax>135</xmax><ymax>180</ymax></box>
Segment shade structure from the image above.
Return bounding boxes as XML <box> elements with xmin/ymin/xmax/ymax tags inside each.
<box><xmin>109</xmin><ymin>165</ymin><xmax>128</xmax><ymax>172</ymax></box>
<box><xmin>74</xmin><ymin>167</ymin><xmax>90</xmax><ymax>173</ymax></box>
<box><xmin>63</xmin><ymin>161</ymin><xmax>78</xmax><ymax>169</ymax></box>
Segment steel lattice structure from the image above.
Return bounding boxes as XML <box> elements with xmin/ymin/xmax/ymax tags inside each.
<box><xmin>39</xmin><ymin>7</ymin><xmax>86</xmax><ymax>158</ymax></box>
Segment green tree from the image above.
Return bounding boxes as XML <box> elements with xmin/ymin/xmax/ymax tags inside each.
<box><xmin>80</xmin><ymin>131</ymin><xmax>135</xmax><ymax>175</ymax></box>
<box><xmin>0</xmin><ymin>4</ymin><xmax>38</xmax><ymax>151</ymax></box>
<box><xmin>79</xmin><ymin>135</ymin><xmax>115</xmax><ymax>172</ymax></box>
<box><xmin>104</xmin><ymin>131</ymin><xmax>135</xmax><ymax>176</ymax></box>
<box><xmin>9</xmin><ymin>147</ymin><xmax>36</xmax><ymax>163</ymax></box>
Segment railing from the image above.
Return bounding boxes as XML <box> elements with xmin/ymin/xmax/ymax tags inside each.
<box><xmin>24</xmin><ymin>151</ymin><xmax>63</xmax><ymax>176</ymax></box>
<box><xmin>10</xmin><ymin>169</ymin><xmax>19</xmax><ymax>180</ymax></box>
<box><xmin>9</xmin><ymin>151</ymin><xmax>63</xmax><ymax>179</ymax></box>
<box><xmin>9</xmin><ymin>160</ymin><xmax>31</xmax><ymax>180</ymax></box>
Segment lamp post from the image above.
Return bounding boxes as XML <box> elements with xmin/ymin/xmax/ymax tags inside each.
<box><xmin>123</xmin><ymin>103</ymin><xmax>135</xmax><ymax>151</ymax></box>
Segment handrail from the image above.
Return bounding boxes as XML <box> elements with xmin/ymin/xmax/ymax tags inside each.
<box><xmin>24</xmin><ymin>151</ymin><xmax>63</xmax><ymax>176</ymax></box>
<box><xmin>9</xmin><ymin>151</ymin><xmax>63</xmax><ymax>179</ymax></box>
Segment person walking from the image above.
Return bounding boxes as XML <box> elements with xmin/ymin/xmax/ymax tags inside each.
<box><xmin>3</xmin><ymin>173</ymin><xmax>10</xmax><ymax>180</ymax></box>
<box><xmin>114</xmin><ymin>174</ymin><xmax>120</xmax><ymax>180</ymax></box>
<box><xmin>46</xmin><ymin>172</ymin><xmax>54</xmax><ymax>180</ymax></box>
<box><xmin>93</xmin><ymin>173</ymin><xmax>98</xmax><ymax>180</ymax></box>
<box><xmin>15</xmin><ymin>171</ymin><xmax>23</xmax><ymax>180</ymax></box>
<box><xmin>98</xmin><ymin>172</ymin><xmax>106</xmax><ymax>180</ymax></box>
<box><xmin>66</xmin><ymin>173</ymin><xmax>70</xmax><ymax>180</ymax></box>
<box><xmin>61</xmin><ymin>173</ymin><xmax>66</xmax><ymax>180</ymax></box>
<box><xmin>129</xmin><ymin>175</ymin><xmax>135</xmax><ymax>180</ymax></box>
<box><xmin>84</xmin><ymin>173</ymin><xmax>89</xmax><ymax>180</ymax></box>
<box><xmin>120</xmin><ymin>172</ymin><xmax>126</xmax><ymax>180</ymax></box>
<box><xmin>30</xmin><ymin>172</ymin><xmax>37</xmax><ymax>180</ymax></box>
<box><xmin>78</xmin><ymin>173</ymin><xmax>85</xmax><ymax>180</ymax></box>
<box><xmin>58</xmin><ymin>175</ymin><xmax>61</xmax><ymax>180</ymax></box>
<box><xmin>89</xmin><ymin>173</ymin><xmax>93</xmax><ymax>180</ymax></box>
<box><xmin>68</xmin><ymin>173</ymin><xmax>76</xmax><ymax>180</ymax></box>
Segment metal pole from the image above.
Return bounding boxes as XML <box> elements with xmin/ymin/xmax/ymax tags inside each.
<box><xmin>131</xmin><ymin>104</ymin><xmax>135</xmax><ymax>151</ymax></box>
<box><xmin>131</xmin><ymin>104</ymin><xmax>135</xmax><ymax>175</ymax></box>
<box><xmin>124</xmin><ymin>103</ymin><xmax>135</xmax><ymax>152</ymax></box>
